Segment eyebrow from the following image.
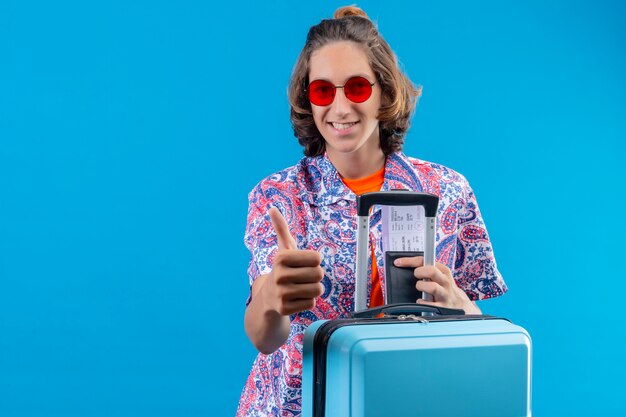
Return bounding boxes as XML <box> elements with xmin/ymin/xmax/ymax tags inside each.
<box><xmin>309</xmin><ymin>73</ymin><xmax>375</xmax><ymax>84</ymax></box>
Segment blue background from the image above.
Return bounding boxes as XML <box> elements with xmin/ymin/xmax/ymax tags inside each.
<box><xmin>1</xmin><ymin>0</ymin><xmax>624</xmax><ymax>415</ymax></box>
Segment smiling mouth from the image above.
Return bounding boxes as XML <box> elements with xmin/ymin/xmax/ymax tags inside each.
<box><xmin>330</xmin><ymin>121</ymin><xmax>358</xmax><ymax>130</ymax></box>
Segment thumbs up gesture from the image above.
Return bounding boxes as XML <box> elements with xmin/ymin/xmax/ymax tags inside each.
<box><xmin>261</xmin><ymin>207</ymin><xmax>325</xmax><ymax>316</ymax></box>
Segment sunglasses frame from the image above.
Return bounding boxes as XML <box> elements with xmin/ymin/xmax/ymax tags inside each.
<box><xmin>307</xmin><ymin>76</ymin><xmax>376</xmax><ymax>106</ymax></box>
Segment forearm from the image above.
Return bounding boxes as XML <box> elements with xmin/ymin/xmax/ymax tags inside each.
<box><xmin>244</xmin><ymin>274</ymin><xmax>291</xmax><ymax>354</ymax></box>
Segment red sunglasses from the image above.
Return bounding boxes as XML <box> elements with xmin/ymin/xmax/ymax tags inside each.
<box><xmin>307</xmin><ymin>76</ymin><xmax>376</xmax><ymax>106</ymax></box>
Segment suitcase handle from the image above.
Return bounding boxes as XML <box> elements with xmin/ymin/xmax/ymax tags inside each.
<box><xmin>356</xmin><ymin>191</ymin><xmax>439</xmax><ymax>217</ymax></box>
<box><xmin>351</xmin><ymin>303</ymin><xmax>465</xmax><ymax>318</ymax></box>
<box><xmin>355</xmin><ymin>191</ymin><xmax>440</xmax><ymax>312</ymax></box>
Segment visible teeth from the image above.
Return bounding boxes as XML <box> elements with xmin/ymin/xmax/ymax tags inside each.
<box><xmin>332</xmin><ymin>122</ymin><xmax>357</xmax><ymax>130</ymax></box>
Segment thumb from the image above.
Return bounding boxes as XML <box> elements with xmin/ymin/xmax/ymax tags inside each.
<box><xmin>268</xmin><ymin>207</ymin><xmax>297</xmax><ymax>250</ymax></box>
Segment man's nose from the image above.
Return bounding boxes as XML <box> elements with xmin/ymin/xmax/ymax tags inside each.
<box><xmin>330</xmin><ymin>87</ymin><xmax>351</xmax><ymax>116</ymax></box>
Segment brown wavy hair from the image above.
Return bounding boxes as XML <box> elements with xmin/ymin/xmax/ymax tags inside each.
<box><xmin>288</xmin><ymin>5</ymin><xmax>422</xmax><ymax>157</ymax></box>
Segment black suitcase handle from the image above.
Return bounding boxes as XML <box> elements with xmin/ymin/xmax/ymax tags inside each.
<box><xmin>351</xmin><ymin>303</ymin><xmax>465</xmax><ymax>318</ymax></box>
<box><xmin>356</xmin><ymin>191</ymin><xmax>439</xmax><ymax>217</ymax></box>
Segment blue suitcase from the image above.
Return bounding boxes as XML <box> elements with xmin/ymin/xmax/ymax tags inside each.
<box><xmin>302</xmin><ymin>191</ymin><xmax>532</xmax><ymax>417</ymax></box>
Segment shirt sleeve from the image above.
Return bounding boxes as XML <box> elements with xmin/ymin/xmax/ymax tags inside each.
<box><xmin>243</xmin><ymin>184</ymin><xmax>279</xmax><ymax>306</ymax></box>
<box><xmin>452</xmin><ymin>176</ymin><xmax>508</xmax><ymax>301</ymax></box>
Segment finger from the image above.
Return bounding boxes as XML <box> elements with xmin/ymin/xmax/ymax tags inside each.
<box><xmin>415</xmin><ymin>280</ymin><xmax>442</xmax><ymax>300</ymax></box>
<box><xmin>269</xmin><ymin>207</ymin><xmax>297</xmax><ymax>250</ymax></box>
<box><xmin>283</xmin><ymin>282</ymin><xmax>325</xmax><ymax>299</ymax></box>
<box><xmin>415</xmin><ymin>264</ymin><xmax>453</xmax><ymax>288</ymax></box>
<box><xmin>275</xmin><ymin>265</ymin><xmax>324</xmax><ymax>285</ymax></box>
<box><xmin>434</xmin><ymin>262</ymin><xmax>452</xmax><ymax>278</ymax></box>
<box><xmin>281</xmin><ymin>298</ymin><xmax>316</xmax><ymax>315</ymax></box>
<box><xmin>416</xmin><ymin>298</ymin><xmax>444</xmax><ymax>308</ymax></box>
<box><xmin>276</xmin><ymin>250</ymin><xmax>322</xmax><ymax>268</ymax></box>
<box><xmin>393</xmin><ymin>255</ymin><xmax>424</xmax><ymax>268</ymax></box>
<box><xmin>413</xmin><ymin>265</ymin><xmax>439</xmax><ymax>280</ymax></box>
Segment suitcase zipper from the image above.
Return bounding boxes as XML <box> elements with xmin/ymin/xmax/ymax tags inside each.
<box><xmin>394</xmin><ymin>314</ymin><xmax>429</xmax><ymax>323</ymax></box>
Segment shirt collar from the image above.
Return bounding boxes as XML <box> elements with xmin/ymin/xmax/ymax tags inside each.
<box><xmin>299</xmin><ymin>152</ymin><xmax>425</xmax><ymax>207</ymax></box>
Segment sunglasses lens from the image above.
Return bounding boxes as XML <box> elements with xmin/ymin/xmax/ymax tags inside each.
<box><xmin>344</xmin><ymin>77</ymin><xmax>373</xmax><ymax>103</ymax></box>
<box><xmin>308</xmin><ymin>80</ymin><xmax>335</xmax><ymax>106</ymax></box>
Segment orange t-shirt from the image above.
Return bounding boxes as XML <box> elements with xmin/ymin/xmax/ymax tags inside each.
<box><xmin>341</xmin><ymin>166</ymin><xmax>385</xmax><ymax>308</ymax></box>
